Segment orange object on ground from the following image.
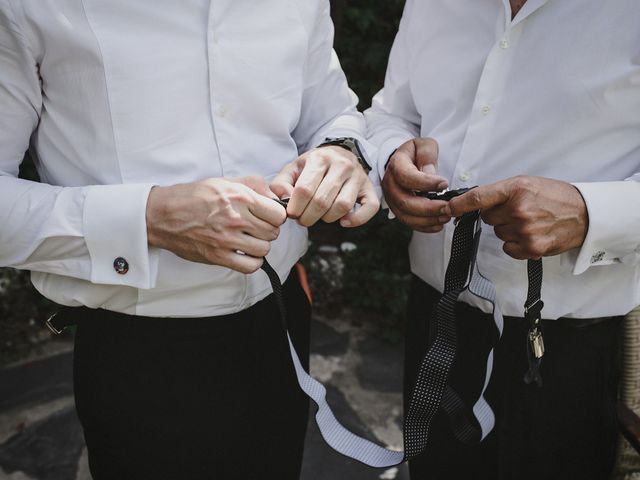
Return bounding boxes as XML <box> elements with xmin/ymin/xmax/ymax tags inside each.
<box><xmin>295</xmin><ymin>263</ymin><xmax>313</xmax><ymax>304</ymax></box>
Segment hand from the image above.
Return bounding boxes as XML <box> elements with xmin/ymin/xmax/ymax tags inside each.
<box><xmin>270</xmin><ymin>146</ymin><xmax>379</xmax><ymax>227</ymax></box>
<box><xmin>146</xmin><ymin>176</ymin><xmax>286</xmax><ymax>273</ymax></box>
<box><xmin>382</xmin><ymin>138</ymin><xmax>450</xmax><ymax>233</ymax></box>
<box><xmin>442</xmin><ymin>176</ymin><xmax>589</xmax><ymax>260</ymax></box>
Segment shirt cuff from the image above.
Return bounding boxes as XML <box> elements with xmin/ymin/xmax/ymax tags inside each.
<box><xmin>83</xmin><ymin>183</ymin><xmax>160</xmax><ymax>289</ymax></box>
<box><xmin>571</xmin><ymin>181</ymin><xmax>640</xmax><ymax>274</ymax></box>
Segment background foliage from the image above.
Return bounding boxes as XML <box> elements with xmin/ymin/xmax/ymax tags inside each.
<box><xmin>0</xmin><ymin>0</ymin><xmax>409</xmax><ymax>364</ymax></box>
<box><xmin>308</xmin><ymin>0</ymin><xmax>411</xmax><ymax>339</ymax></box>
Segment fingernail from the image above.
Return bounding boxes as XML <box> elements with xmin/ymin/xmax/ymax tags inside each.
<box><xmin>440</xmin><ymin>205</ymin><xmax>451</xmax><ymax>216</ymax></box>
<box><xmin>438</xmin><ymin>216</ymin><xmax>451</xmax><ymax>223</ymax></box>
<box><xmin>340</xmin><ymin>219</ymin><xmax>352</xmax><ymax>227</ymax></box>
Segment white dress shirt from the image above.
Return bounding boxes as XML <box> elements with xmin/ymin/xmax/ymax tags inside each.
<box><xmin>0</xmin><ymin>0</ymin><xmax>373</xmax><ymax>317</ymax></box>
<box><xmin>366</xmin><ymin>0</ymin><xmax>640</xmax><ymax>319</ymax></box>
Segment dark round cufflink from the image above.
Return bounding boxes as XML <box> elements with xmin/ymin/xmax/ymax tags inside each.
<box><xmin>113</xmin><ymin>257</ymin><xmax>129</xmax><ymax>275</ymax></box>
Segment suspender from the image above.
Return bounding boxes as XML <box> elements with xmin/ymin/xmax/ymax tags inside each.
<box><xmin>47</xmin><ymin>195</ymin><xmax>545</xmax><ymax>468</ymax></box>
<box><xmin>258</xmin><ymin>198</ymin><xmax>545</xmax><ymax>467</ymax></box>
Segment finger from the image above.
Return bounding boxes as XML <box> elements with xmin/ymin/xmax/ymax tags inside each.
<box><xmin>414</xmin><ymin>138</ymin><xmax>441</xmax><ymax>174</ymax></box>
<box><xmin>502</xmin><ymin>241</ymin><xmax>532</xmax><ymax>261</ymax></box>
<box><xmin>237</xmin><ymin>175</ymin><xmax>279</xmax><ymax>200</ymax></box>
<box><xmin>270</xmin><ymin>162</ymin><xmax>300</xmax><ymax>200</ymax></box>
<box><xmin>322</xmin><ymin>177</ymin><xmax>359</xmax><ymax>224</ymax></box>
<box><xmin>384</xmin><ymin>173</ymin><xmax>449</xmax><ymax>218</ymax></box>
<box><xmin>389</xmin><ymin>148</ymin><xmax>448</xmax><ymax>192</ymax></box>
<box><xmin>393</xmin><ymin>212</ymin><xmax>451</xmax><ymax>231</ymax></box>
<box><xmin>443</xmin><ymin>181</ymin><xmax>511</xmax><ymax>217</ymax></box>
<box><xmin>480</xmin><ymin>205</ymin><xmax>513</xmax><ymax>226</ymax></box>
<box><xmin>298</xmin><ymin>168</ymin><xmax>348</xmax><ymax>226</ymax></box>
<box><xmin>340</xmin><ymin>184</ymin><xmax>380</xmax><ymax>227</ymax></box>
<box><xmin>493</xmin><ymin>224</ymin><xmax>519</xmax><ymax>242</ymax></box>
<box><xmin>287</xmin><ymin>158</ymin><xmax>328</xmax><ymax>219</ymax></box>
<box><xmin>217</xmin><ymin>251</ymin><xmax>265</xmax><ymax>274</ymax></box>
<box><xmin>387</xmin><ymin>181</ymin><xmax>449</xmax><ymax>219</ymax></box>
<box><xmin>234</xmin><ymin>233</ymin><xmax>272</xmax><ymax>258</ymax></box>
<box><xmin>247</xmin><ymin>191</ymin><xmax>287</xmax><ymax>227</ymax></box>
<box><xmin>242</xmin><ymin>217</ymin><xmax>280</xmax><ymax>241</ymax></box>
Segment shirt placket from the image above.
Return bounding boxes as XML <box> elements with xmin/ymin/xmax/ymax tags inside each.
<box><xmin>206</xmin><ymin>0</ymin><xmax>226</xmax><ymax>177</ymax></box>
<box><xmin>442</xmin><ymin>0</ymin><xmax>549</xmax><ymax>271</ymax></box>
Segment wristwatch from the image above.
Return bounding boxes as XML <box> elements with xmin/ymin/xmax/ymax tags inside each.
<box><xmin>317</xmin><ymin>137</ymin><xmax>372</xmax><ymax>173</ymax></box>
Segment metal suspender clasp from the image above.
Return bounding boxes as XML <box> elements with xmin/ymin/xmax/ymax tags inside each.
<box><xmin>45</xmin><ymin>313</ymin><xmax>64</xmax><ymax>335</ymax></box>
<box><xmin>524</xmin><ymin>299</ymin><xmax>545</xmax><ymax>360</ymax></box>
<box><xmin>528</xmin><ymin>324</ymin><xmax>545</xmax><ymax>359</ymax></box>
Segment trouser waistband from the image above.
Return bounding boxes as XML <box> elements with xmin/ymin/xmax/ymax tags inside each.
<box><xmin>415</xmin><ymin>275</ymin><xmax>620</xmax><ymax>328</ymax></box>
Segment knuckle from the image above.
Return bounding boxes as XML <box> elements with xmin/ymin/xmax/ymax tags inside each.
<box><xmin>314</xmin><ymin>196</ymin><xmax>332</xmax><ymax>212</ymax></box>
<box><xmin>203</xmin><ymin>248</ymin><xmax>222</xmax><ymax>265</ymax></box>
<box><xmin>334</xmin><ymin>198</ymin><xmax>353</xmax><ymax>213</ymax></box>
<box><xmin>259</xmin><ymin>242</ymin><xmax>271</xmax><ymax>257</ymax></box>
<box><xmin>238</xmin><ymin>263</ymin><xmax>257</xmax><ymax>274</ymax></box>
<box><xmin>232</xmin><ymin>190</ymin><xmax>254</xmax><ymax>206</ymax></box>
<box><xmin>312</xmin><ymin>152</ymin><xmax>330</xmax><ymax>168</ymax></box>
<box><xmin>397</xmin><ymin>196</ymin><xmax>411</xmax><ymax>213</ymax></box>
<box><xmin>511</xmin><ymin>204</ymin><xmax>529</xmax><ymax>220</ymax></box>
<box><xmin>513</xmin><ymin>175</ymin><xmax>533</xmax><ymax>191</ymax></box>
<box><xmin>527</xmin><ymin>240</ymin><xmax>546</xmax><ymax>258</ymax></box>
<box><xmin>336</xmin><ymin>156</ymin><xmax>354</xmax><ymax>171</ymax></box>
<box><xmin>217</xmin><ymin>232</ymin><xmax>236</xmax><ymax>248</ymax></box>
<box><xmin>224</xmin><ymin>214</ymin><xmax>247</xmax><ymax>230</ymax></box>
<box><xmin>468</xmin><ymin>190</ymin><xmax>483</xmax><ymax>208</ymax></box>
<box><xmin>295</xmin><ymin>184</ymin><xmax>314</xmax><ymax>200</ymax></box>
<box><xmin>518</xmin><ymin>223</ymin><xmax>535</xmax><ymax>238</ymax></box>
<box><xmin>298</xmin><ymin>216</ymin><xmax>314</xmax><ymax>227</ymax></box>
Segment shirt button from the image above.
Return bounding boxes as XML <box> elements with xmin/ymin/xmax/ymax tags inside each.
<box><xmin>113</xmin><ymin>257</ymin><xmax>129</xmax><ymax>275</ymax></box>
<box><xmin>481</xmin><ymin>105</ymin><xmax>492</xmax><ymax>115</ymax></box>
<box><xmin>217</xmin><ymin>105</ymin><xmax>228</xmax><ymax>117</ymax></box>
<box><xmin>459</xmin><ymin>171</ymin><xmax>470</xmax><ymax>182</ymax></box>
<box><xmin>499</xmin><ymin>39</ymin><xmax>509</xmax><ymax>49</ymax></box>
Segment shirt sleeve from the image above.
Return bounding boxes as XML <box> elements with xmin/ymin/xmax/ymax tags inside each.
<box><xmin>571</xmin><ymin>176</ymin><xmax>640</xmax><ymax>274</ymax></box>
<box><xmin>364</xmin><ymin>0</ymin><xmax>421</xmax><ymax>183</ymax></box>
<box><xmin>0</xmin><ymin>2</ymin><xmax>158</xmax><ymax>289</ymax></box>
<box><xmin>291</xmin><ymin>0</ymin><xmax>378</xmax><ymax>187</ymax></box>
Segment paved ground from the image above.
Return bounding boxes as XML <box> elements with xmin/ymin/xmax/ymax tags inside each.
<box><xmin>0</xmin><ymin>313</ymin><xmax>409</xmax><ymax>480</ymax></box>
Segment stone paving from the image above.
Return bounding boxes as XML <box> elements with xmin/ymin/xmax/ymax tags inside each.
<box><xmin>0</xmin><ymin>314</ymin><xmax>409</xmax><ymax>480</ymax></box>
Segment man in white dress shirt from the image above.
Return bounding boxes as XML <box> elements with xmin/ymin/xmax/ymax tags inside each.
<box><xmin>0</xmin><ymin>1</ymin><xmax>378</xmax><ymax>478</ymax></box>
<box><xmin>367</xmin><ymin>0</ymin><xmax>639</xmax><ymax>478</ymax></box>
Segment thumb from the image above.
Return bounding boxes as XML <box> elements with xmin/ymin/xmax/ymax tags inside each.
<box><xmin>414</xmin><ymin>137</ymin><xmax>439</xmax><ymax>172</ymax></box>
<box><xmin>270</xmin><ymin>162</ymin><xmax>300</xmax><ymax>200</ymax></box>
<box><xmin>414</xmin><ymin>138</ymin><xmax>448</xmax><ymax>190</ymax></box>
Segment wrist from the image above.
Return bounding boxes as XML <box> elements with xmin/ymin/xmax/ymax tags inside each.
<box><xmin>146</xmin><ymin>185</ymin><xmax>169</xmax><ymax>249</ymax></box>
<box><xmin>317</xmin><ymin>137</ymin><xmax>372</xmax><ymax>173</ymax></box>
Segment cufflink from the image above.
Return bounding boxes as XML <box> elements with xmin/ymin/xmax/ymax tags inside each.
<box><xmin>113</xmin><ymin>257</ymin><xmax>129</xmax><ymax>275</ymax></box>
<box><xmin>590</xmin><ymin>251</ymin><xmax>605</xmax><ymax>264</ymax></box>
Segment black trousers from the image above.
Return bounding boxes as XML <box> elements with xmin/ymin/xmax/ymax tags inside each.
<box><xmin>405</xmin><ymin>276</ymin><xmax>621</xmax><ymax>480</ymax></box>
<box><xmin>71</xmin><ymin>273</ymin><xmax>311</xmax><ymax>480</ymax></box>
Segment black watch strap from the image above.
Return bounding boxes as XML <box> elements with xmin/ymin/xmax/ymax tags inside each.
<box><xmin>317</xmin><ymin>137</ymin><xmax>372</xmax><ymax>173</ymax></box>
